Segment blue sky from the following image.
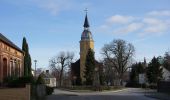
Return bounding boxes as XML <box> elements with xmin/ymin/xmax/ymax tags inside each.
<box><xmin>0</xmin><ymin>0</ymin><xmax>170</xmax><ymax>69</ymax></box>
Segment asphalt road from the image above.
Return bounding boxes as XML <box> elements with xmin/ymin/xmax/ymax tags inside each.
<box><xmin>46</xmin><ymin>88</ymin><xmax>158</xmax><ymax>100</ymax></box>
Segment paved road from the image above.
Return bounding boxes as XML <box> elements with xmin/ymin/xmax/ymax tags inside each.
<box><xmin>46</xmin><ymin>88</ymin><xmax>158</xmax><ymax>100</ymax></box>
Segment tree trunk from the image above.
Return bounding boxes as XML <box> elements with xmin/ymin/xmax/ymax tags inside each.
<box><xmin>59</xmin><ymin>67</ymin><xmax>63</xmax><ymax>87</ymax></box>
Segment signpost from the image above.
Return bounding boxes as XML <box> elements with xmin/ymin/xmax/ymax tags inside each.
<box><xmin>139</xmin><ymin>74</ymin><xmax>145</xmax><ymax>84</ymax></box>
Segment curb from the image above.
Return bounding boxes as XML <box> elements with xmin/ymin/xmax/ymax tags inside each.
<box><xmin>57</xmin><ymin>88</ymin><xmax>127</xmax><ymax>93</ymax></box>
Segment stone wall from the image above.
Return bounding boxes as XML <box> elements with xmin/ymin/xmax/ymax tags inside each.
<box><xmin>0</xmin><ymin>85</ymin><xmax>30</xmax><ymax>100</ymax></box>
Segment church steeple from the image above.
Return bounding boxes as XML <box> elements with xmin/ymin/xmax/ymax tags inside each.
<box><xmin>80</xmin><ymin>9</ymin><xmax>94</xmax><ymax>83</ymax></box>
<box><xmin>83</xmin><ymin>8</ymin><xmax>90</xmax><ymax>28</ymax></box>
<box><xmin>83</xmin><ymin>14</ymin><xmax>90</xmax><ymax>28</ymax></box>
<box><xmin>81</xmin><ymin>11</ymin><xmax>93</xmax><ymax>41</ymax></box>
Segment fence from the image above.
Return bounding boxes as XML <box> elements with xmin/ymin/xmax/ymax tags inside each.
<box><xmin>31</xmin><ymin>85</ymin><xmax>46</xmax><ymax>100</ymax></box>
<box><xmin>157</xmin><ymin>81</ymin><xmax>170</xmax><ymax>93</ymax></box>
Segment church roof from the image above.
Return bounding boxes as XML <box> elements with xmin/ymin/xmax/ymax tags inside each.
<box><xmin>81</xmin><ymin>30</ymin><xmax>93</xmax><ymax>40</ymax></box>
<box><xmin>0</xmin><ymin>33</ymin><xmax>23</xmax><ymax>52</ymax></box>
<box><xmin>83</xmin><ymin>14</ymin><xmax>90</xmax><ymax>28</ymax></box>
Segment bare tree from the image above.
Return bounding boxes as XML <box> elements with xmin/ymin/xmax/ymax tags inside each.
<box><xmin>103</xmin><ymin>58</ymin><xmax>116</xmax><ymax>85</ymax></box>
<box><xmin>102</xmin><ymin>39</ymin><xmax>135</xmax><ymax>85</ymax></box>
<box><xmin>49</xmin><ymin>51</ymin><xmax>74</xmax><ymax>87</ymax></box>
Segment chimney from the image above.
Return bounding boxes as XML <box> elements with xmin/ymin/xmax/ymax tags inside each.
<box><xmin>46</xmin><ymin>70</ymin><xmax>49</xmax><ymax>74</ymax></box>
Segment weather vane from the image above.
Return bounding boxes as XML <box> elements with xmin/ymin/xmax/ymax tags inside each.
<box><xmin>84</xmin><ymin>8</ymin><xmax>88</xmax><ymax>14</ymax></box>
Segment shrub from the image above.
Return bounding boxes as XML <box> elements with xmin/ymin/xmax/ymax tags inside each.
<box><xmin>36</xmin><ymin>74</ymin><xmax>45</xmax><ymax>85</ymax></box>
<box><xmin>46</xmin><ymin>86</ymin><xmax>54</xmax><ymax>95</ymax></box>
<box><xmin>125</xmin><ymin>82</ymin><xmax>147</xmax><ymax>88</ymax></box>
<box><xmin>3</xmin><ymin>76</ymin><xmax>35</xmax><ymax>88</ymax></box>
<box><xmin>149</xmin><ymin>84</ymin><xmax>157</xmax><ymax>89</ymax></box>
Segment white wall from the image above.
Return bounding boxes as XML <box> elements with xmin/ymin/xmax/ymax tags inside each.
<box><xmin>162</xmin><ymin>67</ymin><xmax>170</xmax><ymax>81</ymax></box>
<box><xmin>44</xmin><ymin>78</ymin><xmax>56</xmax><ymax>87</ymax></box>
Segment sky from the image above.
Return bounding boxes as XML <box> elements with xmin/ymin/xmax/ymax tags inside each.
<box><xmin>0</xmin><ymin>0</ymin><xmax>170</xmax><ymax>69</ymax></box>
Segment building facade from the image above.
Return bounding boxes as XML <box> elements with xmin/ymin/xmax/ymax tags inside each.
<box><xmin>0</xmin><ymin>33</ymin><xmax>24</xmax><ymax>83</ymax></box>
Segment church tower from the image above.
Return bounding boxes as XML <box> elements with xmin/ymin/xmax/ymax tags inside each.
<box><xmin>80</xmin><ymin>12</ymin><xmax>94</xmax><ymax>82</ymax></box>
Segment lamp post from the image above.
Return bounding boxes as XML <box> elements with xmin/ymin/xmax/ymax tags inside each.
<box><xmin>73</xmin><ymin>76</ymin><xmax>77</xmax><ymax>86</ymax></box>
<box><xmin>34</xmin><ymin>60</ymin><xmax>37</xmax><ymax>77</ymax></box>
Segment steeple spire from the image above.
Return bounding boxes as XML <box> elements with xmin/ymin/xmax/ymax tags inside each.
<box><xmin>83</xmin><ymin>8</ymin><xmax>90</xmax><ymax>28</ymax></box>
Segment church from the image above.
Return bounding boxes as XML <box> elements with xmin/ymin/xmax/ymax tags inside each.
<box><xmin>71</xmin><ymin>13</ymin><xmax>103</xmax><ymax>85</ymax></box>
<box><xmin>0</xmin><ymin>33</ymin><xmax>24</xmax><ymax>83</ymax></box>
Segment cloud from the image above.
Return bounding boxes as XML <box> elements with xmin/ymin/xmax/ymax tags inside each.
<box><xmin>99</xmin><ymin>10</ymin><xmax>170</xmax><ymax>37</ymax></box>
<box><xmin>106</xmin><ymin>15</ymin><xmax>134</xmax><ymax>24</ymax></box>
<box><xmin>147</xmin><ymin>10</ymin><xmax>170</xmax><ymax>16</ymax></box>
<box><xmin>113</xmin><ymin>23</ymin><xmax>143</xmax><ymax>34</ymax></box>
<box><xmin>144</xmin><ymin>23</ymin><xmax>167</xmax><ymax>33</ymax></box>
<box><xmin>33</xmin><ymin>0</ymin><xmax>73</xmax><ymax>15</ymax></box>
<box><xmin>139</xmin><ymin>17</ymin><xmax>170</xmax><ymax>36</ymax></box>
<box><xmin>32</xmin><ymin>0</ymin><xmax>93</xmax><ymax>16</ymax></box>
<box><xmin>143</xmin><ymin>18</ymin><xmax>163</xmax><ymax>25</ymax></box>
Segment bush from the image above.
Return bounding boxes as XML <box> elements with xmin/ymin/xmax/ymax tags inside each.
<box><xmin>149</xmin><ymin>84</ymin><xmax>157</xmax><ymax>89</ymax></box>
<box><xmin>36</xmin><ymin>75</ymin><xmax>45</xmax><ymax>85</ymax></box>
<box><xmin>3</xmin><ymin>76</ymin><xmax>35</xmax><ymax>88</ymax></box>
<box><xmin>46</xmin><ymin>86</ymin><xmax>54</xmax><ymax>95</ymax></box>
<box><xmin>126</xmin><ymin>82</ymin><xmax>140</xmax><ymax>87</ymax></box>
<box><xmin>125</xmin><ymin>82</ymin><xmax>147</xmax><ymax>88</ymax></box>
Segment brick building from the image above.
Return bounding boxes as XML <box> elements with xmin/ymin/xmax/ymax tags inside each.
<box><xmin>0</xmin><ymin>33</ymin><xmax>24</xmax><ymax>83</ymax></box>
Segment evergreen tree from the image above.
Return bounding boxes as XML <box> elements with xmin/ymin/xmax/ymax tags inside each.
<box><xmin>36</xmin><ymin>74</ymin><xmax>45</xmax><ymax>84</ymax></box>
<box><xmin>130</xmin><ymin>63</ymin><xmax>138</xmax><ymax>84</ymax></box>
<box><xmin>84</xmin><ymin>49</ymin><xmax>95</xmax><ymax>85</ymax></box>
<box><xmin>129</xmin><ymin>62</ymin><xmax>145</xmax><ymax>86</ymax></box>
<box><xmin>137</xmin><ymin>62</ymin><xmax>145</xmax><ymax>74</ymax></box>
<box><xmin>146</xmin><ymin>57</ymin><xmax>163</xmax><ymax>84</ymax></box>
<box><xmin>22</xmin><ymin>37</ymin><xmax>32</xmax><ymax>76</ymax></box>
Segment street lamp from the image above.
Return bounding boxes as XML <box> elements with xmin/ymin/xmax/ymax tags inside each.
<box><xmin>73</xmin><ymin>76</ymin><xmax>77</xmax><ymax>86</ymax></box>
<box><xmin>34</xmin><ymin>60</ymin><xmax>37</xmax><ymax>77</ymax></box>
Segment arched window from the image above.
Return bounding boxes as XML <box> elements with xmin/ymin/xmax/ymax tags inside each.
<box><xmin>3</xmin><ymin>58</ymin><xmax>7</xmax><ymax>79</ymax></box>
<box><xmin>18</xmin><ymin>60</ymin><xmax>21</xmax><ymax>77</ymax></box>
<box><xmin>10</xmin><ymin>58</ymin><xmax>13</xmax><ymax>76</ymax></box>
<box><xmin>14</xmin><ymin>59</ymin><xmax>17</xmax><ymax>76</ymax></box>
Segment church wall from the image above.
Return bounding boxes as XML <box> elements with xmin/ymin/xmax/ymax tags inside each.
<box><xmin>80</xmin><ymin>40</ymin><xmax>94</xmax><ymax>82</ymax></box>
